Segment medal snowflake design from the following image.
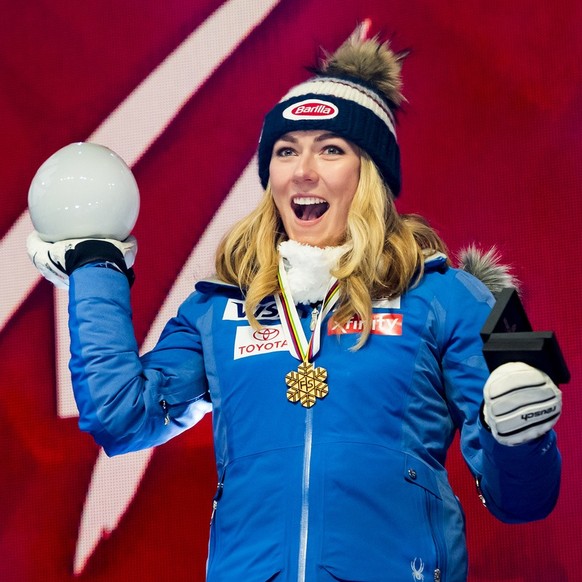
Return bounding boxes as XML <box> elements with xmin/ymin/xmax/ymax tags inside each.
<box><xmin>285</xmin><ymin>361</ymin><xmax>328</xmax><ymax>408</ymax></box>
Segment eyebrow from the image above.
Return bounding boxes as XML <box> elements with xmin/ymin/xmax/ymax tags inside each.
<box><xmin>277</xmin><ymin>132</ymin><xmax>342</xmax><ymax>143</ymax></box>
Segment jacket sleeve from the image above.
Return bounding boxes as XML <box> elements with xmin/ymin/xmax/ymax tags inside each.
<box><xmin>440</xmin><ymin>270</ymin><xmax>561</xmax><ymax>523</ymax></box>
<box><xmin>68</xmin><ymin>264</ymin><xmax>210</xmax><ymax>456</ymax></box>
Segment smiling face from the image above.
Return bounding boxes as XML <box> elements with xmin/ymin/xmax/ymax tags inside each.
<box><xmin>269</xmin><ymin>130</ymin><xmax>361</xmax><ymax>248</ymax></box>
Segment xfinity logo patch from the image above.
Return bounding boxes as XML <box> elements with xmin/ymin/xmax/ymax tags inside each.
<box><xmin>234</xmin><ymin>325</ymin><xmax>288</xmax><ymax>359</ymax></box>
<box><xmin>328</xmin><ymin>313</ymin><xmax>403</xmax><ymax>336</ymax></box>
<box><xmin>282</xmin><ymin>99</ymin><xmax>339</xmax><ymax>120</ymax></box>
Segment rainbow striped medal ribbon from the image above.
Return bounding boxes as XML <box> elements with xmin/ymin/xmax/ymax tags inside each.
<box><xmin>274</xmin><ymin>258</ymin><xmax>340</xmax><ymax>408</ymax></box>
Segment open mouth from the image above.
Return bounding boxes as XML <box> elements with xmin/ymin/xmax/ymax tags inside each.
<box><xmin>291</xmin><ymin>196</ymin><xmax>330</xmax><ymax>221</ymax></box>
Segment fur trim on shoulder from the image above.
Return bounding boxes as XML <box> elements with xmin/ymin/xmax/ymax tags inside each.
<box><xmin>458</xmin><ymin>245</ymin><xmax>519</xmax><ymax>294</ymax></box>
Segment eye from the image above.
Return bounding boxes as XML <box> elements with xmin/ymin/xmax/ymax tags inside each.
<box><xmin>321</xmin><ymin>144</ymin><xmax>345</xmax><ymax>155</ymax></box>
<box><xmin>274</xmin><ymin>146</ymin><xmax>296</xmax><ymax>157</ymax></box>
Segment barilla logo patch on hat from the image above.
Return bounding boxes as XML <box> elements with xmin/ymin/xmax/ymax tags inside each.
<box><xmin>282</xmin><ymin>99</ymin><xmax>338</xmax><ymax>120</ymax></box>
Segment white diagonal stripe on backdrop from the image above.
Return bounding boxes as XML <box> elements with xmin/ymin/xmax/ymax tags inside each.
<box><xmin>0</xmin><ymin>0</ymin><xmax>279</xmax><ymax>334</ymax></box>
<box><xmin>0</xmin><ymin>0</ymin><xmax>282</xmax><ymax>574</ymax></box>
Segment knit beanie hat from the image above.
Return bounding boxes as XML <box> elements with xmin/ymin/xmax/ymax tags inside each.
<box><xmin>258</xmin><ymin>22</ymin><xmax>407</xmax><ymax>197</ymax></box>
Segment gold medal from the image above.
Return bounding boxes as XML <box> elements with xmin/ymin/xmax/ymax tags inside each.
<box><xmin>275</xmin><ymin>259</ymin><xmax>340</xmax><ymax>409</ymax></box>
<box><xmin>285</xmin><ymin>361</ymin><xmax>328</xmax><ymax>408</ymax></box>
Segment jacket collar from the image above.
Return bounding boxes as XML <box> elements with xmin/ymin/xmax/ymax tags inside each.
<box><xmin>195</xmin><ymin>253</ymin><xmax>449</xmax><ymax>296</ymax></box>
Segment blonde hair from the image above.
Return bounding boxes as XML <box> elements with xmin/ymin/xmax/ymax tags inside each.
<box><xmin>215</xmin><ymin>155</ymin><xmax>449</xmax><ymax>348</ymax></box>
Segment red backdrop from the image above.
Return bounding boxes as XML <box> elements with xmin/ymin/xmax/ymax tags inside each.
<box><xmin>1</xmin><ymin>1</ymin><xmax>581</xmax><ymax>580</ymax></box>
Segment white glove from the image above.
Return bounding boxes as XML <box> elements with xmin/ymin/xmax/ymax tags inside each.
<box><xmin>483</xmin><ymin>361</ymin><xmax>562</xmax><ymax>446</ymax></box>
<box><xmin>26</xmin><ymin>231</ymin><xmax>138</xmax><ymax>289</ymax></box>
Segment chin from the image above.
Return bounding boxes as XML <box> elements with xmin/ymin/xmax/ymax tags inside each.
<box><xmin>291</xmin><ymin>234</ymin><xmax>338</xmax><ymax>248</ymax></box>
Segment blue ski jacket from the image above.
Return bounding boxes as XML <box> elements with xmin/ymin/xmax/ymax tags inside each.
<box><xmin>68</xmin><ymin>256</ymin><xmax>561</xmax><ymax>582</ymax></box>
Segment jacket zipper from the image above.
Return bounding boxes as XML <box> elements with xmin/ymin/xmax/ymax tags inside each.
<box><xmin>210</xmin><ymin>469</ymin><xmax>226</xmax><ymax>524</ymax></box>
<box><xmin>207</xmin><ymin>469</ymin><xmax>226</xmax><ymax>574</ymax></box>
<box><xmin>425</xmin><ymin>490</ymin><xmax>443</xmax><ymax>581</ymax></box>
<box><xmin>160</xmin><ymin>399</ymin><xmax>170</xmax><ymax>425</ymax></box>
<box><xmin>297</xmin><ymin>408</ymin><xmax>314</xmax><ymax>582</ymax></box>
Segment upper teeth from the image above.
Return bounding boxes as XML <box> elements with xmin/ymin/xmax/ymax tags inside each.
<box><xmin>294</xmin><ymin>197</ymin><xmax>326</xmax><ymax>205</ymax></box>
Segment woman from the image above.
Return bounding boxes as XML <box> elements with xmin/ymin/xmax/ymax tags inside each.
<box><xmin>28</xmin><ymin>26</ymin><xmax>561</xmax><ymax>582</ymax></box>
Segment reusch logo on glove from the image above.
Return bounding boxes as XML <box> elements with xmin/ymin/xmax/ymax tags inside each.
<box><xmin>522</xmin><ymin>406</ymin><xmax>557</xmax><ymax>421</ymax></box>
<box><xmin>283</xmin><ymin>99</ymin><xmax>339</xmax><ymax>120</ymax></box>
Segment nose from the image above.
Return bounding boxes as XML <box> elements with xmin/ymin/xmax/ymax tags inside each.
<box><xmin>292</xmin><ymin>152</ymin><xmax>318</xmax><ymax>183</ymax></box>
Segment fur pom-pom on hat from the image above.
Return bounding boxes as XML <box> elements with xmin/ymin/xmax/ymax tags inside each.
<box><xmin>258</xmin><ymin>22</ymin><xmax>407</xmax><ymax>197</ymax></box>
<box><xmin>319</xmin><ymin>22</ymin><xmax>406</xmax><ymax>110</ymax></box>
